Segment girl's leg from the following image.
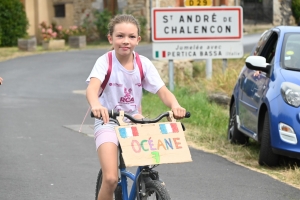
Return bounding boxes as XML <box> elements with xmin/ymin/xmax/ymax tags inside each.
<box><xmin>97</xmin><ymin>142</ymin><xmax>118</xmax><ymax>200</ymax></box>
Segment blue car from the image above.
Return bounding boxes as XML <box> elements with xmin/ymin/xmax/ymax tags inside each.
<box><xmin>228</xmin><ymin>26</ymin><xmax>300</xmax><ymax>166</ymax></box>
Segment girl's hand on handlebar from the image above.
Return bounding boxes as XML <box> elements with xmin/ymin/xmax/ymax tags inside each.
<box><xmin>171</xmin><ymin>106</ymin><xmax>186</xmax><ymax>120</ymax></box>
<box><xmin>91</xmin><ymin>105</ymin><xmax>109</xmax><ymax>124</ymax></box>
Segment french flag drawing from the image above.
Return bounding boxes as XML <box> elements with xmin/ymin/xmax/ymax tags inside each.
<box><xmin>159</xmin><ymin>123</ymin><xmax>179</xmax><ymax>134</ymax></box>
<box><xmin>119</xmin><ymin>127</ymin><xmax>139</xmax><ymax>138</ymax></box>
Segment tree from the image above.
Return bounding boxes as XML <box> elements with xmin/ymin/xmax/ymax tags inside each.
<box><xmin>0</xmin><ymin>0</ymin><xmax>28</xmax><ymax>46</ymax></box>
<box><xmin>292</xmin><ymin>0</ymin><xmax>300</xmax><ymax>25</ymax></box>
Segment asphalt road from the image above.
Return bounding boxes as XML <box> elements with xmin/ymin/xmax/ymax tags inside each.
<box><xmin>1</xmin><ymin>34</ymin><xmax>300</xmax><ymax>199</ymax></box>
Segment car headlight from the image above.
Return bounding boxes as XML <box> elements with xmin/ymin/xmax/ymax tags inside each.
<box><xmin>281</xmin><ymin>82</ymin><xmax>300</xmax><ymax>107</ymax></box>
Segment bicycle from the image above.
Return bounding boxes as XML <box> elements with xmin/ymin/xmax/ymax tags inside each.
<box><xmin>92</xmin><ymin>110</ymin><xmax>191</xmax><ymax>200</ymax></box>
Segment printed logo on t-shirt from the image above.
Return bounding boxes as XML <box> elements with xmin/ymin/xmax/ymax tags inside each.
<box><xmin>114</xmin><ymin>105</ymin><xmax>136</xmax><ymax>113</ymax></box>
<box><xmin>119</xmin><ymin>87</ymin><xmax>134</xmax><ymax>104</ymax></box>
<box><xmin>109</xmin><ymin>82</ymin><xmax>123</xmax><ymax>87</ymax></box>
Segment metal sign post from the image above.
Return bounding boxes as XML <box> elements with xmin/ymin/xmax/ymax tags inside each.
<box><xmin>222</xmin><ymin>58</ymin><xmax>228</xmax><ymax>74</ymax></box>
<box><xmin>168</xmin><ymin>60</ymin><xmax>174</xmax><ymax>91</ymax></box>
<box><xmin>206</xmin><ymin>59</ymin><xmax>212</xmax><ymax>79</ymax></box>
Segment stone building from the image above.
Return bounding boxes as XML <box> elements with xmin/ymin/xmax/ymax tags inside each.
<box><xmin>240</xmin><ymin>0</ymin><xmax>294</xmax><ymax>25</ymax></box>
<box><xmin>21</xmin><ymin>0</ymin><xmax>294</xmax><ymax>42</ymax></box>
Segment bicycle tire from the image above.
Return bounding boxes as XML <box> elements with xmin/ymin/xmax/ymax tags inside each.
<box><xmin>95</xmin><ymin>169</ymin><xmax>123</xmax><ymax>200</ymax></box>
<box><xmin>140</xmin><ymin>180</ymin><xmax>171</xmax><ymax>200</ymax></box>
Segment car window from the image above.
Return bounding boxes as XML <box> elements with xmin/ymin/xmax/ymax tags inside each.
<box><xmin>261</xmin><ymin>33</ymin><xmax>278</xmax><ymax>64</ymax></box>
<box><xmin>251</xmin><ymin>30</ymin><xmax>272</xmax><ymax>56</ymax></box>
<box><xmin>282</xmin><ymin>33</ymin><xmax>300</xmax><ymax>70</ymax></box>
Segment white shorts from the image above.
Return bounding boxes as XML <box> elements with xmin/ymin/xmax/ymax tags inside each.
<box><xmin>93</xmin><ymin>110</ymin><xmax>140</xmax><ymax>150</ymax></box>
<box><xmin>94</xmin><ymin>119</ymin><xmax>119</xmax><ymax>150</ymax></box>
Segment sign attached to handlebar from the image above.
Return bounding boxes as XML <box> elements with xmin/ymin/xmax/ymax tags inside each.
<box><xmin>115</xmin><ymin>122</ymin><xmax>192</xmax><ymax>167</ymax></box>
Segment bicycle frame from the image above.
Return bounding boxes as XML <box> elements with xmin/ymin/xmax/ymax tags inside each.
<box><xmin>119</xmin><ymin>166</ymin><xmax>143</xmax><ymax>200</ymax></box>
<box><xmin>117</xmin><ymin>143</ymin><xmax>144</xmax><ymax>200</ymax></box>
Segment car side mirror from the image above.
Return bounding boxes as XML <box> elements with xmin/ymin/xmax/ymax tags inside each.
<box><xmin>245</xmin><ymin>56</ymin><xmax>271</xmax><ymax>73</ymax></box>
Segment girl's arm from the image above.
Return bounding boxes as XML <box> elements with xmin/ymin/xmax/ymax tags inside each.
<box><xmin>156</xmin><ymin>85</ymin><xmax>186</xmax><ymax>119</ymax></box>
<box><xmin>86</xmin><ymin>77</ymin><xmax>110</xmax><ymax>123</ymax></box>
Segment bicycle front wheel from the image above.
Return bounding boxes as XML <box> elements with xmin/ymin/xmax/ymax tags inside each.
<box><xmin>140</xmin><ymin>180</ymin><xmax>171</xmax><ymax>200</ymax></box>
<box><xmin>95</xmin><ymin>169</ymin><xmax>122</xmax><ymax>200</ymax></box>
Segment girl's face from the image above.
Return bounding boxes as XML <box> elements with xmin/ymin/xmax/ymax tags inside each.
<box><xmin>108</xmin><ymin>22</ymin><xmax>141</xmax><ymax>57</ymax></box>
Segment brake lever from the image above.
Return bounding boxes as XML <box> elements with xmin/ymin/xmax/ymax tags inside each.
<box><xmin>181</xmin><ymin>123</ymin><xmax>186</xmax><ymax>131</ymax></box>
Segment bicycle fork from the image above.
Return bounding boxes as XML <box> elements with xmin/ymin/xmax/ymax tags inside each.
<box><xmin>119</xmin><ymin>166</ymin><xmax>163</xmax><ymax>200</ymax></box>
<box><xmin>119</xmin><ymin>167</ymin><xmax>140</xmax><ymax>200</ymax></box>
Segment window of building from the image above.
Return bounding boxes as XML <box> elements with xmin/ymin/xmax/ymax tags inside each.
<box><xmin>54</xmin><ymin>4</ymin><xmax>65</xmax><ymax>18</ymax></box>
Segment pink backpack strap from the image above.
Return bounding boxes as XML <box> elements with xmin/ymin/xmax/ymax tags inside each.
<box><xmin>135</xmin><ymin>52</ymin><xmax>144</xmax><ymax>115</ymax></box>
<box><xmin>98</xmin><ymin>51</ymin><xmax>113</xmax><ymax>97</ymax></box>
<box><xmin>135</xmin><ymin>52</ymin><xmax>144</xmax><ymax>81</ymax></box>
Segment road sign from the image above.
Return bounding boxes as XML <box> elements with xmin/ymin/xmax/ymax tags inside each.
<box><xmin>151</xmin><ymin>7</ymin><xmax>243</xmax><ymax>42</ymax></box>
<box><xmin>152</xmin><ymin>41</ymin><xmax>244</xmax><ymax>60</ymax></box>
<box><xmin>184</xmin><ymin>0</ymin><xmax>212</xmax><ymax>6</ymax></box>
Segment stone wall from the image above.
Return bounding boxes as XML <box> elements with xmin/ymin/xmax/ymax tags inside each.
<box><xmin>273</xmin><ymin>0</ymin><xmax>294</xmax><ymax>25</ymax></box>
<box><xmin>123</xmin><ymin>0</ymin><xmax>147</xmax><ymax>16</ymax></box>
<box><xmin>73</xmin><ymin>0</ymin><xmax>94</xmax><ymax>25</ymax></box>
<box><xmin>52</xmin><ymin>0</ymin><xmax>98</xmax><ymax>26</ymax></box>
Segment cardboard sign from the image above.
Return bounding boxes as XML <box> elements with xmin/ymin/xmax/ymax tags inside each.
<box><xmin>115</xmin><ymin>122</ymin><xmax>192</xmax><ymax>167</ymax></box>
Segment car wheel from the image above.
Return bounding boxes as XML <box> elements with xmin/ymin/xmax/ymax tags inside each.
<box><xmin>258</xmin><ymin>111</ymin><xmax>279</xmax><ymax>166</ymax></box>
<box><xmin>227</xmin><ymin>102</ymin><xmax>249</xmax><ymax>144</ymax></box>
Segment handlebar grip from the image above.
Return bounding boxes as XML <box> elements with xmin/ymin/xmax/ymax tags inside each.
<box><xmin>90</xmin><ymin>112</ymin><xmax>95</xmax><ymax>118</ymax></box>
<box><xmin>90</xmin><ymin>110</ymin><xmax>119</xmax><ymax>118</ymax></box>
<box><xmin>185</xmin><ymin>112</ymin><xmax>191</xmax><ymax>118</ymax></box>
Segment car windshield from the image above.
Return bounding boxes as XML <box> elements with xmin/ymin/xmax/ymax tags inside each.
<box><xmin>282</xmin><ymin>33</ymin><xmax>300</xmax><ymax>71</ymax></box>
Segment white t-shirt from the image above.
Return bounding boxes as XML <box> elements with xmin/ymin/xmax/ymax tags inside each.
<box><xmin>86</xmin><ymin>50</ymin><xmax>165</xmax><ymax>114</ymax></box>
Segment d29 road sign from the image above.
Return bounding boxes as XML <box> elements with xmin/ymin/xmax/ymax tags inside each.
<box><xmin>184</xmin><ymin>0</ymin><xmax>212</xmax><ymax>6</ymax></box>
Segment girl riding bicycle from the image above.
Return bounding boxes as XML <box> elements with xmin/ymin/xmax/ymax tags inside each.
<box><xmin>86</xmin><ymin>14</ymin><xmax>186</xmax><ymax>200</ymax></box>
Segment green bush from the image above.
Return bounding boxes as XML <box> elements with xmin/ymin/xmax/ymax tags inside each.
<box><xmin>94</xmin><ymin>9</ymin><xmax>113</xmax><ymax>41</ymax></box>
<box><xmin>82</xmin><ymin>12</ymin><xmax>98</xmax><ymax>42</ymax></box>
<box><xmin>137</xmin><ymin>16</ymin><xmax>147</xmax><ymax>41</ymax></box>
<box><xmin>0</xmin><ymin>0</ymin><xmax>28</xmax><ymax>47</ymax></box>
<box><xmin>292</xmin><ymin>0</ymin><xmax>300</xmax><ymax>24</ymax></box>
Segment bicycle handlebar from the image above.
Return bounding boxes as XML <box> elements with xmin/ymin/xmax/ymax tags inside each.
<box><xmin>90</xmin><ymin>110</ymin><xmax>190</xmax><ymax>124</ymax></box>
